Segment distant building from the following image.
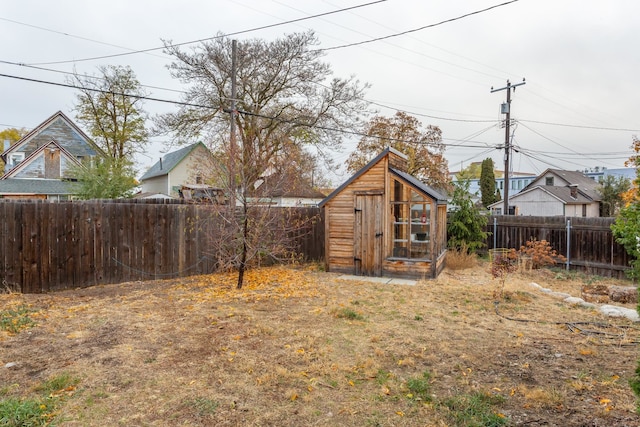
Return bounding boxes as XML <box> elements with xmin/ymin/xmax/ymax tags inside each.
<box><xmin>450</xmin><ymin>169</ymin><xmax>536</xmax><ymax>205</ymax></box>
<box><xmin>139</xmin><ymin>142</ymin><xmax>215</xmax><ymax>198</ymax></box>
<box><xmin>0</xmin><ymin>111</ymin><xmax>103</xmax><ymax>200</ymax></box>
<box><xmin>489</xmin><ymin>169</ymin><xmax>602</xmax><ymax>217</ymax></box>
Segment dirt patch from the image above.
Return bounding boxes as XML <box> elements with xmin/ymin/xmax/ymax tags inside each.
<box><xmin>1</xmin><ymin>263</ymin><xmax>639</xmax><ymax>426</ymax></box>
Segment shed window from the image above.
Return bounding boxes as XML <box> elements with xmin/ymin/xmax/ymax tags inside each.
<box><xmin>390</xmin><ymin>180</ymin><xmax>430</xmax><ymax>260</ymax></box>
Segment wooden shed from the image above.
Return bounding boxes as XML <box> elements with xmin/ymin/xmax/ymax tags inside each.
<box><xmin>319</xmin><ymin>148</ymin><xmax>448</xmax><ymax>279</ymax></box>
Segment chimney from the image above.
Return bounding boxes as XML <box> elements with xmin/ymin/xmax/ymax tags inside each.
<box><xmin>569</xmin><ymin>184</ymin><xmax>578</xmax><ymax>199</ymax></box>
<box><xmin>159</xmin><ymin>157</ymin><xmax>163</xmax><ymax>170</ymax></box>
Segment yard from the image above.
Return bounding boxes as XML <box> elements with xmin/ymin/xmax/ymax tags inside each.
<box><xmin>1</xmin><ymin>262</ymin><xmax>639</xmax><ymax>426</ymax></box>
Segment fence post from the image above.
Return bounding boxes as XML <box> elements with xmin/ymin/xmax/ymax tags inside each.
<box><xmin>566</xmin><ymin>219</ymin><xmax>571</xmax><ymax>271</ymax></box>
<box><xmin>493</xmin><ymin>216</ymin><xmax>497</xmax><ymax>250</ymax></box>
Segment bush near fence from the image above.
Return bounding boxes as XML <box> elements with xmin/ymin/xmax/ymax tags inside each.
<box><xmin>486</xmin><ymin>215</ymin><xmax>632</xmax><ymax>279</ymax></box>
<box><xmin>0</xmin><ymin>199</ymin><xmax>324</xmax><ymax>294</ymax></box>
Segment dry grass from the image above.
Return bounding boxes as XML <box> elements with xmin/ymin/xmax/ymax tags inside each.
<box><xmin>445</xmin><ymin>247</ymin><xmax>478</xmax><ymax>270</ymax></box>
<box><xmin>1</xmin><ymin>263</ymin><xmax>639</xmax><ymax>426</ymax></box>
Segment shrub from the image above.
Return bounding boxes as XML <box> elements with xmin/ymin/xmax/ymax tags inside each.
<box><xmin>447</xmin><ymin>244</ymin><xmax>478</xmax><ymax>270</ymax></box>
<box><xmin>518</xmin><ymin>238</ymin><xmax>566</xmax><ymax>269</ymax></box>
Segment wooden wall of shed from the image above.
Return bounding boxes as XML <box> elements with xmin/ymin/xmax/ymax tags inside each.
<box><xmin>388</xmin><ymin>150</ymin><xmax>408</xmax><ymax>172</ymax></box>
<box><xmin>325</xmin><ymin>159</ymin><xmax>387</xmax><ymax>273</ymax></box>
<box><xmin>383</xmin><ymin>259</ymin><xmax>433</xmax><ymax>280</ymax></box>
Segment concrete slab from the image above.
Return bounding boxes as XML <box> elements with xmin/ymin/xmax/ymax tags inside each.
<box><xmin>337</xmin><ymin>275</ymin><xmax>417</xmax><ymax>286</ymax></box>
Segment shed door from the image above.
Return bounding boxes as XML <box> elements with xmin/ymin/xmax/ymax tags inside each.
<box><xmin>354</xmin><ymin>194</ymin><xmax>383</xmax><ymax>276</ymax></box>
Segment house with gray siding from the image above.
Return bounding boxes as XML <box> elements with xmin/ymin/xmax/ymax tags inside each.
<box><xmin>0</xmin><ymin>111</ymin><xmax>103</xmax><ymax>199</ymax></box>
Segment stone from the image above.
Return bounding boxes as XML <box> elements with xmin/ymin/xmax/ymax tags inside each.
<box><xmin>581</xmin><ymin>283</ymin><xmax>611</xmax><ymax>303</ymax></box>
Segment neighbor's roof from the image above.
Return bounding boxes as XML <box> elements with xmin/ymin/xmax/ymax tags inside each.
<box><xmin>1</xmin><ymin>110</ymin><xmax>104</xmax><ymax>160</ymax></box>
<box><xmin>525</xmin><ymin>168</ymin><xmax>599</xmax><ymax>192</ymax></box>
<box><xmin>0</xmin><ymin>179</ymin><xmax>76</xmax><ymax>195</ymax></box>
<box><xmin>489</xmin><ymin>184</ymin><xmax>599</xmax><ymax>208</ymax></box>
<box><xmin>140</xmin><ymin>142</ymin><xmax>207</xmax><ymax>181</ymax></box>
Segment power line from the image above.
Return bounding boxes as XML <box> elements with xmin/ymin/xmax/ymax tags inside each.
<box><xmin>25</xmin><ymin>0</ymin><xmax>388</xmax><ymax>66</ymax></box>
<box><xmin>318</xmin><ymin>0</ymin><xmax>521</xmax><ymax>52</ymax></box>
<box><xmin>0</xmin><ymin>72</ymin><xmax>213</xmax><ymax>110</ymax></box>
<box><xmin>0</xmin><ymin>71</ymin><xmax>493</xmax><ymax>149</ymax></box>
<box><xmin>0</xmin><ymin>60</ymin><xmax>188</xmax><ymax>94</ymax></box>
<box><xmin>0</xmin><ymin>17</ymin><xmax>167</xmax><ymax>61</ymax></box>
<box><xmin>0</xmin><ymin>71</ymin><xmax>632</xmax><ymax>169</ymax></box>
<box><xmin>519</xmin><ymin>119</ymin><xmax>640</xmax><ymax>133</ymax></box>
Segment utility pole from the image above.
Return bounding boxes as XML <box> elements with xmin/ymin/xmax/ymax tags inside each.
<box><xmin>228</xmin><ymin>39</ymin><xmax>238</xmax><ymax>211</ymax></box>
<box><xmin>491</xmin><ymin>78</ymin><xmax>525</xmax><ymax>215</ymax></box>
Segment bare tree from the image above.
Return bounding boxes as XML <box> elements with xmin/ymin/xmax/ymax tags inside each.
<box><xmin>158</xmin><ymin>31</ymin><xmax>367</xmax><ymax>288</ymax></box>
<box><xmin>157</xmin><ymin>30</ymin><xmax>369</xmax><ymax>188</ymax></box>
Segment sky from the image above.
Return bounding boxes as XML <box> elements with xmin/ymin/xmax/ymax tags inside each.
<box><xmin>1</xmin><ymin>0</ymin><xmax>639</xmax><ymax>184</ymax></box>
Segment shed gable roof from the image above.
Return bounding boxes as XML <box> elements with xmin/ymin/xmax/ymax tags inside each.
<box><xmin>319</xmin><ymin>148</ymin><xmax>445</xmax><ymax>207</ymax></box>
<box><xmin>319</xmin><ymin>147</ymin><xmax>406</xmax><ymax>208</ymax></box>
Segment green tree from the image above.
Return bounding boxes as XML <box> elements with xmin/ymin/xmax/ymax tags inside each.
<box><xmin>69</xmin><ymin>65</ymin><xmax>149</xmax><ymax>161</ymax></box>
<box><xmin>71</xmin><ymin>157</ymin><xmax>138</xmax><ymax>199</ymax></box>
<box><xmin>346</xmin><ymin>111</ymin><xmax>450</xmax><ymax>190</ymax></box>
<box><xmin>480</xmin><ymin>157</ymin><xmax>499</xmax><ymax>208</ymax></box>
<box><xmin>599</xmin><ymin>174</ymin><xmax>631</xmax><ymax>217</ymax></box>
<box><xmin>456</xmin><ymin>162</ymin><xmax>482</xmax><ymax>180</ymax></box>
<box><xmin>447</xmin><ymin>179</ymin><xmax>489</xmax><ymax>252</ymax></box>
<box><xmin>612</xmin><ymin>136</ymin><xmax>640</xmax><ymax>412</ymax></box>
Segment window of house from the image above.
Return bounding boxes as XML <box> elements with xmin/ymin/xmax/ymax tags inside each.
<box><xmin>391</xmin><ymin>180</ymin><xmax>431</xmax><ymax>260</ymax></box>
<box><xmin>582</xmin><ymin>204</ymin><xmax>587</xmax><ymax>217</ymax></box>
<box><xmin>8</xmin><ymin>152</ymin><xmax>24</xmax><ymax>166</ymax></box>
<box><xmin>545</xmin><ymin>176</ymin><xmax>554</xmax><ymax>186</ymax></box>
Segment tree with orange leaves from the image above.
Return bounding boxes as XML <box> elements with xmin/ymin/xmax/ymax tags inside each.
<box><xmin>346</xmin><ymin>111</ymin><xmax>451</xmax><ymax>191</ymax></box>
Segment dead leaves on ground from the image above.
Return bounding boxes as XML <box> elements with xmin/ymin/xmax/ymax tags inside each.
<box><xmin>171</xmin><ymin>265</ymin><xmax>322</xmax><ymax>304</ymax></box>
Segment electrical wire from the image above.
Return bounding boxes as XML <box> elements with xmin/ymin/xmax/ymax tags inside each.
<box><xmin>519</xmin><ymin>119</ymin><xmax>640</xmax><ymax>133</ymax></box>
<box><xmin>317</xmin><ymin>0</ymin><xmax>521</xmax><ymax>52</ymax></box>
<box><xmin>0</xmin><ymin>71</ymin><xmax>633</xmax><ymax>170</ymax></box>
<box><xmin>25</xmin><ymin>0</ymin><xmax>389</xmax><ymax>66</ymax></box>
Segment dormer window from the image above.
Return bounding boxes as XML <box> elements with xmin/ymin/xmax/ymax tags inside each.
<box><xmin>545</xmin><ymin>176</ymin><xmax>554</xmax><ymax>186</ymax></box>
<box><xmin>8</xmin><ymin>152</ymin><xmax>24</xmax><ymax>166</ymax></box>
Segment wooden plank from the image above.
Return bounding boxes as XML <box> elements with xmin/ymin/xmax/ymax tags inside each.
<box><xmin>21</xmin><ymin>202</ymin><xmax>39</xmax><ymax>293</ymax></box>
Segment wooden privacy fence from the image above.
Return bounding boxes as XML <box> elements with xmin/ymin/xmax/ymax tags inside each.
<box><xmin>487</xmin><ymin>215</ymin><xmax>632</xmax><ymax>278</ymax></box>
<box><xmin>0</xmin><ymin>200</ymin><xmax>324</xmax><ymax>293</ymax></box>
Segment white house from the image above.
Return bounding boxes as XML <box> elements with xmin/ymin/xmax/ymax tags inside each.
<box><xmin>489</xmin><ymin>169</ymin><xmax>602</xmax><ymax>217</ymax></box>
<box><xmin>139</xmin><ymin>142</ymin><xmax>214</xmax><ymax>198</ymax></box>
